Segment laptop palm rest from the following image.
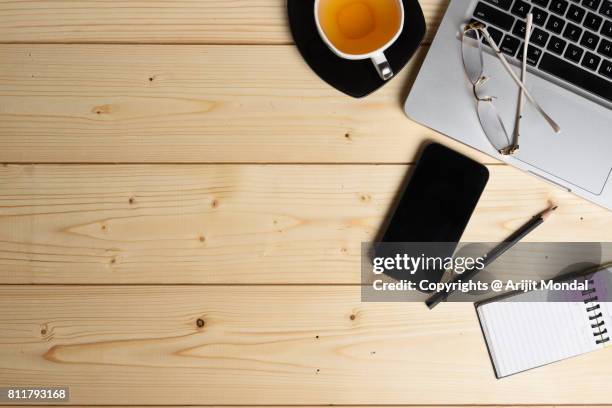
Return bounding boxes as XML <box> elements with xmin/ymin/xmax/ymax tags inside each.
<box><xmin>481</xmin><ymin>53</ymin><xmax>611</xmax><ymax>195</ymax></box>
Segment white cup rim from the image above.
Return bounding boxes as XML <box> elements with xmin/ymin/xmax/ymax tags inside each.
<box><xmin>314</xmin><ymin>0</ymin><xmax>405</xmax><ymax>60</ymax></box>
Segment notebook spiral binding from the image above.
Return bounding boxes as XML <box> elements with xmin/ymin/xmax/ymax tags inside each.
<box><xmin>582</xmin><ymin>278</ymin><xmax>610</xmax><ymax>345</ymax></box>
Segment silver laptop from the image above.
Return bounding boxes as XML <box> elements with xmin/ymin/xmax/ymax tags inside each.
<box><xmin>405</xmin><ymin>0</ymin><xmax>612</xmax><ymax>210</ymax></box>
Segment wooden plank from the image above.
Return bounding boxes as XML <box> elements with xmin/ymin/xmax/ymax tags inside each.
<box><xmin>0</xmin><ymin>0</ymin><xmax>447</xmax><ymax>45</ymax></box>
<box><xmin>1</xmin><ymin>164</ymin><xmax>611</xmax><ymax>284</ymax></box>
<box><xmin>0</xmin><ymin>44</ymin><xmax>495</xmax><ymax>164</ymax></box>
<box><xmin>1</xmin><ymin>286</ymin><xmax>612</xmax><ymax>405</ymax></box>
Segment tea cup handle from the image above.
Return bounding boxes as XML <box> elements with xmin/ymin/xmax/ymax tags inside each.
<box><xmin>371</xmin><ymin>52</ymin><xmax>393</xmax><ymax>81</ymax></box>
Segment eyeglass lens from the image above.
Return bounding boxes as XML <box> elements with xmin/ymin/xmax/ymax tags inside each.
<box><xmin>462</xmin><ymin>28</ymin><xmax>484</xmax><ymax>85</ymax></box>
<box><xmin>462</xmin><ymin>26</ymin><xmax>512</xmax><ymax>153</ymax></box>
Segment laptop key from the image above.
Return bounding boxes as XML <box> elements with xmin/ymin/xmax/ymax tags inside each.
<box><xmin>539</xmin><ymin>53</ymin><xmax>612</xmax><ymax>102</ymax></box>
<box><xmin>563</xmin><ymin>22</ymin><xmax>583</xmax><ymax>41</ymax></box>
<box><xmin>581</xmin><ymin>30</ymin><xmax>600</xmax><ymax>49</ymax></box>
<box><xmin>567</xmin><ymin>4</ymin><xmax>587</xmax><ymax>22</ymax></box>
<box><xmin>602</xmin><ymin>20</ymin><xmax>612</xmax><ymax>39</ymax></box>
<box><xmin>511</xmin><ymin>0</ymin><xmax>532</xmax><ymax>17</ymax></box>
<box><xmin>598</xmin><ymin>38</ymin><xmax>612</xmax><ymax>57</ymax></box>
<box><xmin>532</xmin><ymin>7</ymin><xmax>549</xmax><ymax>25</ymax></box>
<box><xmin>600</xmin><ymin>0</ymin><xmax>612</xmax><ymax>17</ymax></box>
<box><xmin>513</xmin><ymin>20</ymin><xmax>527</xmax><ymax>37</ymax></box>
<box><xmin>548</xmin><ymin>35</ymin><xmax>568</xmax><ymax>53</ymax></box>
<box><xmin>473</xmin><ymin>2</ymin><xmax>515</xmax><ymax>31</ymax></box>
<box><xmin>473</xmin><ymin>22</ymin><xmax>504</xmax><ymax>46</ymax></box>
<box><xmin>546</xmin><ymin>15</ymin><xmax>566</xmax><ymax>33</ymax></box>
<box><xmin>600</xmin><ymin>59</ymin><xmax>612</xmax><ymax>79</ymax></box>
<box><xmin>532</xmin><ymin>27</ymin><xmax>551</xmax><ymax>46</ymax></box>
<box><xmin>483</xmin><ymin>0</ymin><xmax>513</xmax><ymax>10</ymax></box>
<box><xmin>582</xmin><ymin>51</ymin><xmax>602</xmax><ymax>69</ymax></box>
<box><xmin>584</xmin><ymin>12</ymin><xmax>603</xmax><ymax>31</ymax></box>
<box><xmin>565</xmin><ymin>43</ymin><xmax>585</xmax><ymax>61</ymax></box>
<box><xmin>469</xmin><ymin>20</ymin><xmax>504</xmax><ymax>46</ymax></box>
<box><xmin>527</xmin><ymin>45</ymin><xmax>544</xmax><ymax>65</ymax></box>
<box><xmin>501</xmin><ymin>34</ymin><xmax>521</xmax><ymax>56</ymax></box>
<box><xmin>582</xmin><ymin>0</ymin><xmax>602</xmax><ymax>10</ymax></box>
<box><xmin>549</xmin><ymin>0</ymin><xmax>569</xmax><ymax>15</ymax></box>
<box><xmin>487</xmin><ymin>26</ymin><xmax>505</xmax><ymax>45</ymax></box>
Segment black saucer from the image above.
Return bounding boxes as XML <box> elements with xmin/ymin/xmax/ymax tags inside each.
<box><xmin>287</xmin><ymin>0</ymin><xmax>426</xmax><ymax>98</ymax></box>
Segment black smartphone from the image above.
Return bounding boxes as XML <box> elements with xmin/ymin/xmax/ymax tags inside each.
<box><xmin>377</xmin><ymin>143</ymin><xmax>489</xmax><ymax>284</ymax></box>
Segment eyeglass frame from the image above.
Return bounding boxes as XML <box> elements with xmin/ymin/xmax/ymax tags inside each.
<box><xmin>461</xmin><ymin>21</ymin><xmax>561</xmax><ymax>155</ymax></box>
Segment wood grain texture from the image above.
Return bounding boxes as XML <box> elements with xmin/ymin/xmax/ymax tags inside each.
<box><xmin>0</xmin><ymin>0</ymin><xmax>447</xmax><ymax>45</ymax></box>
<box><xmin>0</xmin><ymin>44</ymin><xmax>493</xmax><ymax>164</ymax></box>
<box><xmin>2</xmin><ymin>286</ymin><xmax>612</xmax><ymax>405</ymax></box>
<box><xmin>1</xmin><ymin>164</ymin><xmax>610</xmax><ymax>284</ymax></box>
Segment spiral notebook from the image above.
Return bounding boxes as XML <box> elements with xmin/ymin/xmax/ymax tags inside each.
<box><xmin>476</xmin><ymin>268</ymin><xmax>612</xmax><ymax>378</ymax></box>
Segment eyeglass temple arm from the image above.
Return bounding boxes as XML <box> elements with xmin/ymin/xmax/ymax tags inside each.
<box><xmin>513</xmin><ymin>13</ymin><xmax>533</xmax><ymax>150</ymax></box>
<box><xmin>479</xmin><ymin>27</ymin><xmax>561</xmax><ymax>134</ymax></box>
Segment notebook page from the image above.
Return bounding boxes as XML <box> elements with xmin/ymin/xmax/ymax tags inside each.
<box><xmin>478</xmin><ymin>298</ymin><xmax>599</xmax><ymax>378</ymax></box>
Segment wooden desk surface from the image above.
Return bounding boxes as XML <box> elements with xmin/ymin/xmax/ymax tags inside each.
<box><xmin>1</xmin><ymin>0</ymin><xmax>612</xmax><ymax>405</ymax></box>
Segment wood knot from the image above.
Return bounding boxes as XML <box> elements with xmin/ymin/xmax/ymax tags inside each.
<box><xmin>350</xmin><ymin>314</ymin><xmax>356</xmax><ymax>321</ymax></box>
<box><xmin>211</xmin><ymin>199</ymin><xmax>219</xmax><ymax>209</ymax></box>
<box><xmin>198</xmin><ymin>235</ymin><xmax>206</xmax><ymax>243</ymax></box>
<box><xmin>344</xmin><ymin>132</ymin><xmax>352</xmax><ymax>140</ymax></box>
<box><xmin>360</xmin><ymin>194</ymin><xmax>371</xmax><ymax>202</ymax></box>
<box><xmin>196</xmin><ymin>318</ymin><xmax>205</xmax><ymax>328</ymax></box>
<box><xmin>128</xmin><ymin>196</ymin><xmax>135</xmax><ymax>204</ymax></box>
<box><xmin>92</xmin><ymin>104</ymin><xmax>113</xmax><ymax>115</ymax></box>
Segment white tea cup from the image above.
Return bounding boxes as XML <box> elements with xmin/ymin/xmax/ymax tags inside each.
<box><xmin>314</xmin><ymin>0</ymin><xmax>405</xmax><ymax>80</ymax></box>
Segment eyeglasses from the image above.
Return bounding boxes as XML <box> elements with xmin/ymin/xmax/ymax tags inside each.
<box><xmin>461</xmin><ymin>20</ymin><xmax>561</xmax><ymax>155</ymax></box>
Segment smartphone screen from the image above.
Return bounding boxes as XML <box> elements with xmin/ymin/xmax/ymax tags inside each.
<box><xmin>378</xmin><ymin>143</ymin><xmax>489</xmax><ymax>284</ymax></box>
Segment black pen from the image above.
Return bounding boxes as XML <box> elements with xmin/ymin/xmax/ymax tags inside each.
<box><xmin>425</xmin><ymin>205</ymin><xmax>558</xmax><ymax>309</ymax></box>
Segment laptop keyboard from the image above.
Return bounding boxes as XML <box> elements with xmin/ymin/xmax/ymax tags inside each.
<box><xmin>470</xmin><ymin>0</ymin><xmax>612</xmax><ymax>104</ymax></box>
